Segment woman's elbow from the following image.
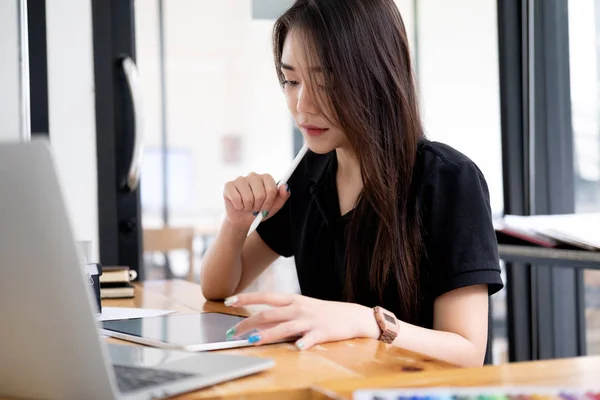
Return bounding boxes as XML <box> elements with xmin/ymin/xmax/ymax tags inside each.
<box><xmin>457</xmin><ymin>356</ymin><xmax>485</xmax><ymax>368</ymax></box>
<box><xmin>199</xmin><ymin>276</ymin><xmax>226</xmax><ymax>301</ymax></box>
<box><xmin>455</xmin><ymin>344</ymin><xmax>486</xmax><ymax>368</ymax></box>
<box><xmin>201</xmin><ymin>288</ymin><xmax>223</xmax><ymax>302</ymax></box>
<box><xmin>200</xmin><ymin>275</ymin><xmax>237</xmax><ymax>301</ymax></box>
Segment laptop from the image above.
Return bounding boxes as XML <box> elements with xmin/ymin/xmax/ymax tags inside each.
<box><xmin>0</xmin><ymin>140</ymin><xmax>274</xmax><ymax>400</ymax></box>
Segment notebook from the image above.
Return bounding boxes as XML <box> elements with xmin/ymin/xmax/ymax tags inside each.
<box><xmin>100</xmin><ymin>283</ymin><xmax>134</xmax><ymax>299</ymax></box>
<box><xmin>496</xmin><ymin>213</ymin><xmax>600</xmax><ymax>251</ymax></box>
<box><xmin>100</xmin><ymin>266</ymin><xmax>137</xmax><ymax>299</ymax></box>
<box><xmin>100</xmin><ymin>265</ymin><xmax>137</xmax><ymax>284</ymax></box>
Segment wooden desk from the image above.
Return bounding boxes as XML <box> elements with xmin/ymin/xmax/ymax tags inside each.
<box><xmin>104</xmin><ymin>280</ymin><xmax>453</xmax><ymax>399</ymax></box>
<box><xmin>105</xmin><ymin>280</ymin><xmax>599</xmax><ymax>399</ymax></box>
<box><xmin>313</xmin><ymin>355</ymin><xmax>600</xmax><ymax>400</ymax></box>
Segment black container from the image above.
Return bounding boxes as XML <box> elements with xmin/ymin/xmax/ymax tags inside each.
<box><xmin>84</xmin><ymin>262</ymin><xmax>103</xmax><ymax>313</ymax></box>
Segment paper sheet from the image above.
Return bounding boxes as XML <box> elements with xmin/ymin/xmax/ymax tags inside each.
<box><xmin>502</xmin><ymin>212</ymin><xmax>600</xmax><ymax>249</ymax></box>
<box><xmin>96</xmin><ymin>307</ymin><xmax>176</xmax><ymax>322</ymax></box>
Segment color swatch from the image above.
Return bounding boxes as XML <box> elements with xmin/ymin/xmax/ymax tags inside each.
<box><xmin>352</xmin><ymin>387</ymin><xmax>600</xmax><ymax>400</ymax></box>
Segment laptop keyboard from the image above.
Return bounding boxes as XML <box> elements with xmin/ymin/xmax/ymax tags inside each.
<box><xmin>113</xmin><ymin>364</ymin><xmax>198</xmax><ymax>393</ymax></box>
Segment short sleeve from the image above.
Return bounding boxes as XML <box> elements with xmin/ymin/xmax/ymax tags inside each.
<box><xmin>255</xmin><ymin>195</ymin><xmax>294</xmax><ymax>257</ymax></box>
<box><xmin>421</xmin><ymin>160</ymin><xmax>504</xmax><ymax>298</ymax></box>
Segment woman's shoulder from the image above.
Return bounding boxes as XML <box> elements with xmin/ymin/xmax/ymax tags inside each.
<box><xmin>414</xmin><ymin>138</ymin><xmax>488</xmax><ymax>192</ymax></box>
<box><xmin>417</xmin><ymin>138</ymin><xmax>479</xmax><ymax>171</ymax></box>
<box><xmin>414</xmin><ymin>139</ymin><xmax>503</xmax><ymax>299</ymax></box>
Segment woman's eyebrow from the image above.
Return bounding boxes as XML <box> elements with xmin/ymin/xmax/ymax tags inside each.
<box><xmin>281</xmin><ymin>62</ymin><xmax>323</xmax><ymax>73</ymax></box>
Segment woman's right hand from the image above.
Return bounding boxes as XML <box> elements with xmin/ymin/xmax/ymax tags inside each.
<box><xmin>223</xmin><ymin>173</ymin><xmax>291</xmax><ymax>229</ymax></box>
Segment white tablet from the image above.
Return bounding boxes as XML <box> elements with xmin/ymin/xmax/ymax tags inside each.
<box><xmin>100</xmin><ymin>312</ymin><xmax>268</xmax><ymax>351</ymax></box>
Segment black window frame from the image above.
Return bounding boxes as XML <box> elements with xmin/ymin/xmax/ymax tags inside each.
<box><xmin>28</xmin><ymin>0</ymin><xmax>49</xmax><ymax>138</ymax></box>
<box><xmin>91</xmin><ymin>0</ymin><xmax>144</xmax><ymax>278</ymax></box>
<box><xmin>497</xmin><ymin>0</ymin><xmax>587</xmax><ymax>361</ymax></box>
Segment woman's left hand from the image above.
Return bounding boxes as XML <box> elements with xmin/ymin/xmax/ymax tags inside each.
<box><xmin>224</xmin><ymin>292</ymin><xmax>380</xmax><ymax>350</ymax></box>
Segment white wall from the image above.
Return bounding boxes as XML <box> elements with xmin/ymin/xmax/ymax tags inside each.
<box><xmin>0</xmin><ymin>0</ymin><xmax>98</xmax><ymax>260</ymax></box>
<box><xmin>0</xmin><ymin>0</ymin><xmax>23</xmax><ymax>142</ymax></box>
<box><xmin>569</xmin><ymin>0</ymin><xmax>600</xmax><ymax>182</ymax></box>
<box><xmin>417</xmin><ymin>0</ymin><xmax>504</xmax><ymax>216</ymax></box>
<box><xmin>136</xmin><ymin>0</ymin><xmax>293</xmax><ymax>227</ymax></box>
<box><xmin>395</xmin><ymin>0</ymin><xmax>416</xmax><ymax>59</ymax></box>
<box><xmin>46</xmin><ymin>0</ymin><xmax>99</xmax><ymax>260</ymax></box>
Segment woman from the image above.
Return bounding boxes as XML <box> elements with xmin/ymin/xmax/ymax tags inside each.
<box><xmin>200</xmin><ymin>0</ymin><xmax>503</xmax><ymax>367</ymax></box>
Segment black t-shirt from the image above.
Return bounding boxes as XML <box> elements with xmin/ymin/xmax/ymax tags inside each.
<box><xmin>256</xmin><ymin>139</ymin><xmax>504</xmax><ymax>329</ymax></box>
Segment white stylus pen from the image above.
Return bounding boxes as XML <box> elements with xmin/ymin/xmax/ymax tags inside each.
<box><xmin>247</xmin><ymin>143</ymin><xmax>309</xmax><ymax>236</ymax></box>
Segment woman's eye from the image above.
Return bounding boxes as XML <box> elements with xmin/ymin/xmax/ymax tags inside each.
<box><xmin>282</xmin><ymin>80</ymin><xmax>299</xmax><ymax>87</ymax></box>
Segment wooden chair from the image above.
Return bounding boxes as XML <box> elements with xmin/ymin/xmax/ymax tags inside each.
<box><xmin>143</xmin><ymin>227</ymin><xmax>195</xmax><ymax>282</ymax></box>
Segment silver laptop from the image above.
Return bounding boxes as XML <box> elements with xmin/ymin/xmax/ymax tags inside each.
<box><xmin>0</xmin><ymin>140</ymin><xmax>274</xmax><ymax>400</ymax></box>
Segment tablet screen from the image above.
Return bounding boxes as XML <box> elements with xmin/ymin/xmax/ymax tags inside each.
<box><xmin>101</xmin><ymin>312</ymin><xmax>253</xmax><ymax>346</ymax></box>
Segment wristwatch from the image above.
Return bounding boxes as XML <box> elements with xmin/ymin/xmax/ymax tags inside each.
<box><xmin>373</xmin><ymin>306</ymin><xmax>399</xmax><ymax>343</ymax></box>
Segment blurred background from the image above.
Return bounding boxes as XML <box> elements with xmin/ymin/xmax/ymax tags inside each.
<box><xmin>1</xmin><ymin>0</ymin><xmax>599</xmax><ymax>365</ymax></box>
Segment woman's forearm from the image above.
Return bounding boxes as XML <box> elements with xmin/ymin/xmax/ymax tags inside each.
<box><xmin>200</xmin><ymin>220</ymin><xmax>248</xmax><ymax>300</ymax></box>
<box><xmin>354</xmin><ymin>305</ymin><xmax>485</xmax><ymax>368</ymax></box>
<box><xmin>392</xmin><ymin>320</ymin><xmax>484</xmax><ymax>367</ymax></box>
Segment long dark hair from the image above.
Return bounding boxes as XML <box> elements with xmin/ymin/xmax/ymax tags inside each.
<box><xmin>273</xmin><ymin>0</ymin><xmax>424</xmax><ymax>323</ymax></box>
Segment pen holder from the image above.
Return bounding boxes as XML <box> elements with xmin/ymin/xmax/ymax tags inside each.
<box><xmin>84</xmin><ymin>262</ymin><xmax>103</xmax><ymax>313</ymax></box>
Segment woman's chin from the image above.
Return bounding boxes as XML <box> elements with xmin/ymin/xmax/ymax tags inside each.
<box><xmin>304</xmin><ymin>136</ymin><xmax>336</xmax><ymax>154</ymax></box>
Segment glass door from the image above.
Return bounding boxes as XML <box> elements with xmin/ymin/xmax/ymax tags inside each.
<box><xmin>133</xmin><ymin>0</ymin><xmax>299</xmax><ymax>291</ymax></box>
<box><xmin>92</xmin><ymin>0</ymin><xmax>143</xmax><ymax>277</ymax></box>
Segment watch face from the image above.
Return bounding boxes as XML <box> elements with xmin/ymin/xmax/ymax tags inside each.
<box><xmin>383</xmin><ymin>313</ymin><xmax>395</xmax><ymax>324</ymax></box>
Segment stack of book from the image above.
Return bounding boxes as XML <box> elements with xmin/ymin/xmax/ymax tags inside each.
<box><xmin>99</xmin><ymin>266</ymin><xmax>137</xmax><ymax>299</ymax></box>
<box><xmin>494</xmin><ymin>212</ymin><xmax>600</xmax><ymax>251</ymax></box>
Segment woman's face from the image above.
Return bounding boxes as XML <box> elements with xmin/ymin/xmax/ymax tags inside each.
<box><xmin>280</xmin><ymin>30</ymin><xmax>349</xmax><ymax>154</ymax></box>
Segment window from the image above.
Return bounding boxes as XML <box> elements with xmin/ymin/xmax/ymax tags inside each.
<box><xmin>568</xmin><ymin>0</ymin><xmax>600</xmax><ymax>355</ymax></box>
<box><xmin>402</xmin><ymin>0</ymin><xmax>506</xmax><ymax>363</ymax></box>
<box><xmin>135</xmin><ymin>0</ymin><xmax>297</xmax><ymax>291</ymax></box>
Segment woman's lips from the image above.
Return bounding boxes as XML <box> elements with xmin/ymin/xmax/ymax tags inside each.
<box><xmin>301</xmin><ymin>125</ymin><xmax>329</xmax><ymax>137</ymax></box>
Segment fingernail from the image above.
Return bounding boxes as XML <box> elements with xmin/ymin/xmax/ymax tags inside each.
<box><xmin>261</xmin><ymin>210</ymin><xmax>269</xmax><ymax>218</ymax></box>
<box><xmin>296</xmin><ymin>341</ymin><xmax>304</xmax><ymax>350</ymax></box>
<box><xmin>226</xmin><ymin>326</ymin><xmax>236</xmax><ymax>340</ymax></box>
<box><xmin>286</xmin><ymin>183</ymin><xmax>290</xmax><ymax>192</ymax></box>
<box><xmin>224</xmin><ymin>296</ymin><xmax>238</xmax><ymax>307</ymax></box>
<box><xmin>252</xmin><ymin>211</ymin><xmax>259</xmax><ymax>216</ymax></box>
<box><xmin>248</xmin><ymin>334</ymin><xmax>261</xmax><ymax>344</ymax></box>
